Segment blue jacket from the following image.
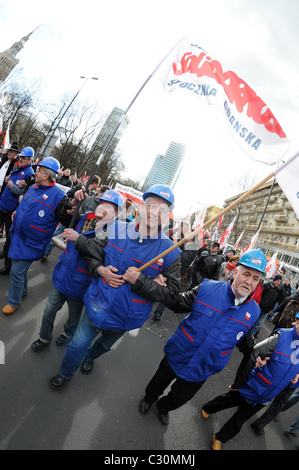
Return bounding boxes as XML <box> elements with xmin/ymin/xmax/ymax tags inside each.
<box><xmin>9</xmin><ymin>182</ymin><xmax>65</xmax><ymax>261</ymax></box>
<box><xmin>83</xmin><ymin>220</ymin><xmax>181</xmax><ymax>331</ymax></box>
<box><xmin>239</xmin><ymin>326</ymin><xmax>299</xmax><ymax>405</ymax></box>
<box><xmin>0</xmin><ymin>164</ymin><xmax>35</xmax><ymax>212</ymax></box>
<box><xmin>164</xmin><ymin>279</ymin><xmax>261</xmax><ymax>382</ymax></box>
<box><xmin>53</xmin><ymin>212</ymin><xmax>95</xmax><ymax>301</ymax></box>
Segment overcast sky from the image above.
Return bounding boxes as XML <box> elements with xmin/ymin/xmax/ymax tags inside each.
<box><xmin>1</xmin><ymin>0</ymin><xmax>299</xmax><ymax>217</ymax></box>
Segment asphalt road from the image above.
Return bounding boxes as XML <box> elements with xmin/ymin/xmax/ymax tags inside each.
<box><xmin>0</xmin><ymin>238</ymin><xmax>298</xmax><ymax>453</ymax></box>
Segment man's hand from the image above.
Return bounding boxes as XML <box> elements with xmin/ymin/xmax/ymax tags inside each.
<box><xmin>72</xmin><ymin>186</ymin><xmax>87</xmax><ymax>205</ymax></box>
<box><xmin>255</xmin><ymin>356</ymin><xmax>270</xmax><ymax>368</ymax></box>
<box><xmin>62</xmin><ymin>228</ymin><xmax>79</xmax><ymax>242</ymax></box>
<box><xmin>122</xmin><ymin>266</ymin><xmax>141</xmax><ymax>285</ymax></box>
<box><xmin>97</xmin><ymin>265</ymin><xmax>125</xmax><ymax>288</ymax></box>
<box><xmin>7</xmin><ymin>179</ymin><xmax>13</xmax><ymax>188</ymax></box>
<box><xmin>153</xmin><ymin>274</ymin><xmax>167</xmax><ymax>287</ymax></box>
<box><xmin>291</xmin><ymin>374</ymin><xmax>299</xmax><ymax>385</ymax></box>
<box><xmin>18</xmin><ymin>179</ymin><xmax>26</xmax><ymax>188</ymax></box>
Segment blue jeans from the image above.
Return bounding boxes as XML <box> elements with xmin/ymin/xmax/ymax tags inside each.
<box><xmin>288</xmin><ymin>415</ymin><xmax>299</xmax><ymax>433</ymax></box>
<box><xmin>39</xmin><ymin>285</ymin><xmax>84</xmax><ymax>342</ymax></box>
<box><xmin>60</xmin><ymin>311</ymin><xmax>125</xmax><ymax>379</ymax></box>
<box><xmin>250</xmin><ymin>311</ymin><xmax>268</xmax><ymax>337</ymax></box>
<box><xmin>8</xmin><ymin>259</ymin><xmax>33</xmax><ymax>307</ymax></box>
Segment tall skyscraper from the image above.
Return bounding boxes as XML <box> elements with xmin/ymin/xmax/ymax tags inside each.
<box><xmin>142</xmin><ymin>141</ymin><xmax>186</xmax><ymax>191</ymax></box>
<box><xmin>90</xmin><ymin>106</ymin><xmax>129</xmax><ymax>156</ymax></box>
<box><xmin>0</xmin><ymin>27</ymin><xmax>39</xmax><ymax>86</ymax></box>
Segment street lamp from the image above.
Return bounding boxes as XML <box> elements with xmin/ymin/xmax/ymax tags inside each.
<box><xmin>40</xmin><ymin>76</ymin><xmax>99</xmax><ymax>157</ymax></box>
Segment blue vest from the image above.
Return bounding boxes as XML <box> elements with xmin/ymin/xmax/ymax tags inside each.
<box><xmin>239</xmin><ymin>326</ymin><xmax>299</xmax><ymax>405</ymax></box>
<box><xmin>52</xmin><ymin>212</ymin><xmax>96</xmax><ymax>301</ymax></box>
<box><xmin>9</xmin><ymin>183</ymin><xmax>65</xmax><ymax>261</ymax></box>
<box><xmin>84</xmin><ymin>220</ymin><xmax>181</xmax><ymax>331</ymax></box>
<box><xmin>164</xmin><ymin>279</ymin><xmax>261</xmax><ymax>382</ymax></box>
<box><xmin>0</xmin><ymin>164</ymin><xmax>35</xmax><ymax>212</ymax></box>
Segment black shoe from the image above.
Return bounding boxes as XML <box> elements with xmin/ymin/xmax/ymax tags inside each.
<box><xmin>31</xmin><ymin>339</ymin><xmax>50</xmax><ymax>351</ymax></box>
<box><xmin>0</xmin><ymin>267</ymin><xmax>10</xmax><ymax>275</ymax></box>
<box><xmin>157</xmin><ymin>410</ymin><xmax>169</xmax><ymax>425</ymax></box>
<box><xmin>50</xmin><ymin>374</ymin><xmax>70</xmax><ymax>389</ymax></box>
<box><xmin>251</xmin><ymin>423</ymin><xmax>265</xmax><ymax>435</ymax></box>
<box><xmin>80</xmin><ymin>357</ymin><xmax>94</xmax><ymax>374</ymax></box>
<box><xmin>139</xmin><ymin>398</ymin><xmax>152</xmax><ymax>414</ymax></box>
<box><xmin>56</xmin><ymin>334</ymin><xmax>71</xmax><ymax>347</ymax></box>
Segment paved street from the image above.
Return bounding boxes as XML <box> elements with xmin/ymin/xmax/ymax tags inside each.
<box><xmin>0</xmin><ymin>238</ymin><xmax>298</xmax><ymax>452</ymax></box>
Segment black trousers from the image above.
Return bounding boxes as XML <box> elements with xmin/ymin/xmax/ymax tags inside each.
<box><xmin>144</xmin><ymin>355</ymin><xmax>206</xmax><ymax>414</ymax></box>
<box><xmin>251</xmin><ymin>386</ymin><xmax>294</xmax><ymax>430</ymax></box>
<box><xmin>203</xmin><ymin>390</ymin><xmax>265</xmax><ymax>443</ymax></box>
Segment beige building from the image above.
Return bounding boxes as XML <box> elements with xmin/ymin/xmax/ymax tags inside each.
<box><xmin>0</xmin><ymin>28</ymin><xmax>38</xmax><ymax>86</ymax></box>
<box><xmin>221</xmin><ymin>180</ymin><xmax>299</xmax><ymax>285</ymax></box>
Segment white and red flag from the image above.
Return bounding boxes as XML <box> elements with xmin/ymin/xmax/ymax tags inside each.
<box><xmin>2</xmin><ymin>121</ymin><xmax>10</xmax><ymax>150</ymax></box>
<box><xmin>274</xmin><ymin>151</ymin><xmax>299</xmax><ymax>219</ymax></box>
<box><xmin>265</xmin><ymin>251</ymin><xmax>278</xmax><ymax>279</ymax></box>
<box><xmin>153</xmin><ymin>37</ymin><xmax>290</xmax><ymax>164</ymax></box>
<box><xmin>240</xmin><ymin>229</ymin><xmax>260</xmax><ymax>256</ymax></box>
<box><xmin>219</xmin><ymin>216</ymin><xmax>236</xmax><ymax>248</ymax></box>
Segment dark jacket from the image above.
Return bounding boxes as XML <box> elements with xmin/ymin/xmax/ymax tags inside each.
<box><xmin>259</xmin><ymin>281</ymin><xmax>282</xmax><ymax>313</ymax></box>
<box><xmin>57</xmin><ymin>174</ymin><xmax>72</xmax><ymax>188</ymax></box>
<box><xmin>189</xmin><ymin>250</ymin><xmax>223</xmax><ymax>286</ymax></box>
<box><xmin>277</xmin><ymin>283</ymin><xmax>292</xmax><ymax>304</ymax></box>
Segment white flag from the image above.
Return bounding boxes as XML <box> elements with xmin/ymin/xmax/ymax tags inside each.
<box><xmin>265</xmin><ymin>252</ymin><xmax>278</xmax><ymax>279</ymax></box>
<box><xmin>274</xmin><ymin>151</ymin><xmax>299</xmax><ymax>219</ymax></box>
<box><xmin>240</xmin><ymin>229</ymin><xmax>260</xmax><ymax>256</ymax></box>
<box><xmin>153</xmin><ymin>37</ymin><xmax>290</xmax><ymax>164</ymax></box>
<box><xmin>2</xmin><ymin>121</ymin><xmax>10</xmax><ymax>150</ymax></box>
<box><xmin>192</xmin><ymin>205</ymin><xmax>207</xmax><ymax>229</ymax></box>
<box><xmin>233</xmin><ymin>230</ymin><xmax>244</xmax><ymax>250</ymax></box>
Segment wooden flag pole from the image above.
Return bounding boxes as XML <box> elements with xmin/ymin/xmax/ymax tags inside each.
<box><xmin>137</xmin><ymin>171</ymin><xmax>275</xmax><ymax>272</ymax></box>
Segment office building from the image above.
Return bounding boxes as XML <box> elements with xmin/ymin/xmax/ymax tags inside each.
<box><xmin>142</xmin><ymin>141</ymin><xmax>186</xmax><ymax>191</ymax></box>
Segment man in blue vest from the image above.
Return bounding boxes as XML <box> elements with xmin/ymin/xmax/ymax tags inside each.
<box><xmin>2</xmin><ymin>157</ymin><xmax>68</xmax><ymax>315</ymax></box>
<box><xmin>31</xmin><ymin>189</ymin><xmax>124</xmax><ymax>350</ymax></box>
<box><xmin>0</xmin><ymin>146</ymin><xmax>36</xmax><ymax>274</ymax></box>
<box><xmin>139</xmin><ymin>249</ymin><xmax>267</xmax><ymax>425</ymax></box>
<box><xmin>49</xmin><ymin>184</ymin><xmax>182</xmax><ymax>389</ymax></box>
<box><xmin>202</xmin><ymin>317</ymin><xmax>299</xmax><ymax>450</ymax></box>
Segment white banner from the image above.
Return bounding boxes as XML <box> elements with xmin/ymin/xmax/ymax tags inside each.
<box><xmin>153</xmin><ymin>37</ymin><xmax>290</xmax><ymax>164</ymax></box>
<box><xmin>115</xmin><ymin>183</ymin><xmax>144</xmax><ymax>205</ymax></box>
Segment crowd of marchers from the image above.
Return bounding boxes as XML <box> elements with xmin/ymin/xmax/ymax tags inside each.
<box><xmin>1</xmin><ymin>141</ymin><xmax>299</xmax><ymax>451</ymax></box>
